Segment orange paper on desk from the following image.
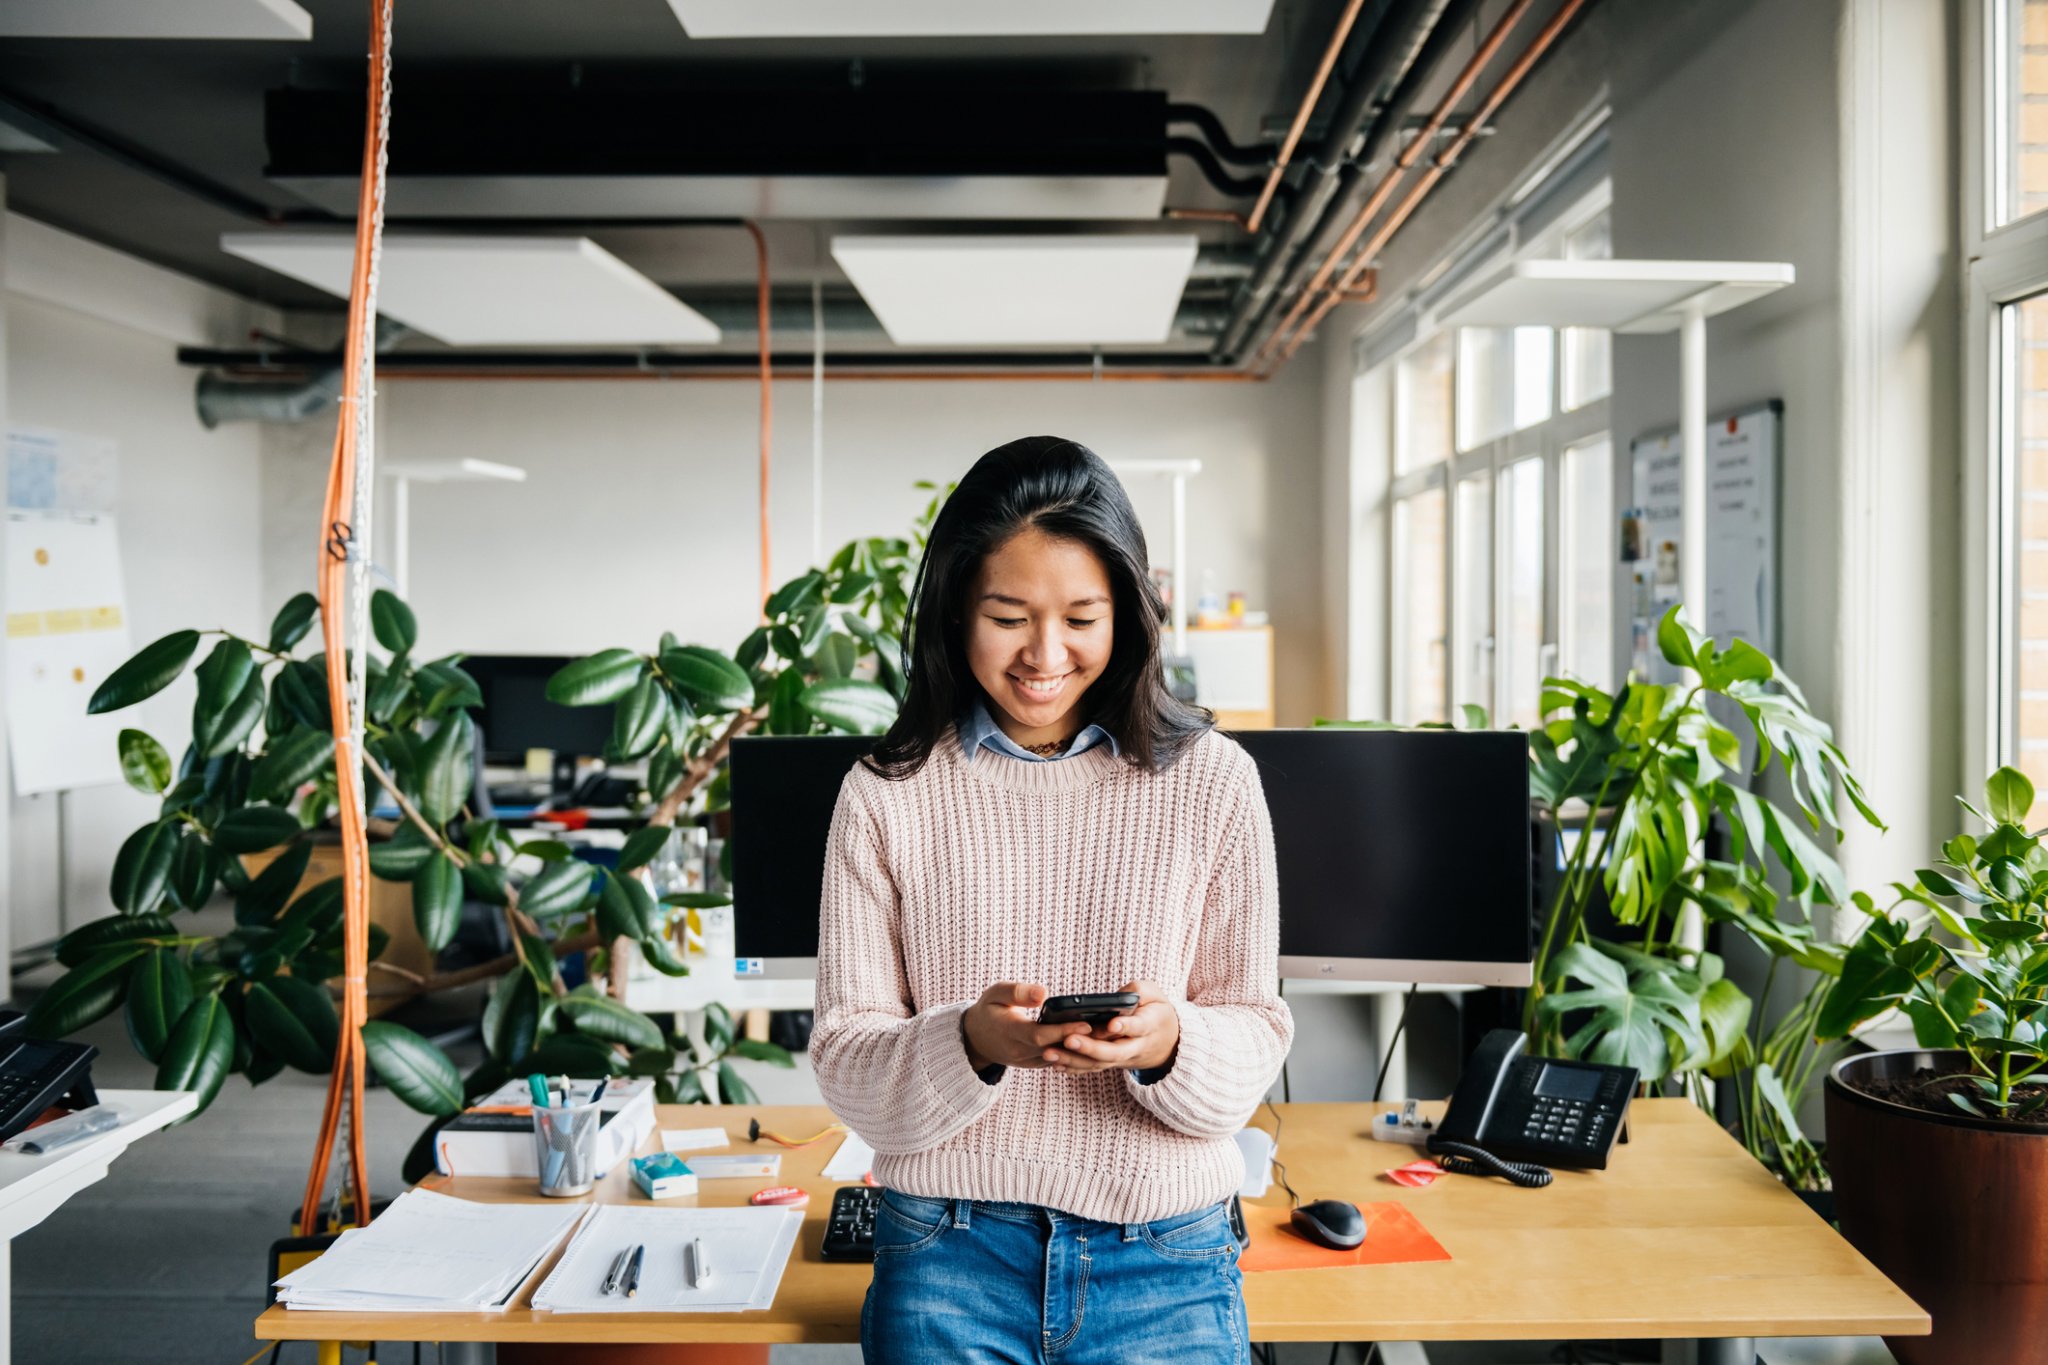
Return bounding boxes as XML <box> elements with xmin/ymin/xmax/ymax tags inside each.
<box><xmin>1238</xmin><ymin>1200</ymin><xmax>1451</xmax><ymax>1272</ymax></box>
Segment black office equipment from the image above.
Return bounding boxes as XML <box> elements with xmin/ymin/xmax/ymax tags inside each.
<box><xmin>464</xmin><ymin>655</ymin><xmax>617</xmax><ymax>795</ymax></box>
<box><xmin>1290</xmin><ymin>1198</ymin><xmax>1366</xmax><ymax>1250</ymax></box>
<box><xmin>821</xmin><ymin>1184</ymin><xmax>881</xmax><ymax>1262</ymax></box>
<box><xmin>1426</xmin><ymin>1029</ymin><xmax>1636</xmax><ymax>1185</ymax></box>
<box><xmin>0</xmin><ymin>1010</ymin><xmax>100</xmax><ymax>1143</ymax></box>
<box><xmin>729</xmin><ymin>728</ymin><xmax>1533</xmax><ymax>987</ymax></box>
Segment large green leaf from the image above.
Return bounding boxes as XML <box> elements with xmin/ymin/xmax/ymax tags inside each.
<box><xmin>1537</xmin><ymin>942</ymin><xmax>1703</xmax><ymax>1082</ymax></box>
<box><xmin>800</xmin><ymin>678</ymin><xmax>897</xmax><ymax>735</ymax></box>
<box><xmin>704</xmin><ymin>1000</ymin><xmax>735</xmax><ymax>1053</ymax></box>
<box><xmin>608</xmin><ymin>675</ymin><xmax>667</xmax><ymax>761</ymax></box>
<box><xmin>1816</xmin><ymin>934</ymin><xmax>1915</xmax><ymax>1039</ymax></box>
<box><xmin>155</xmin><ymin>994</ymin><xmax>236</xmax><ymax>1113</ymax></box>
<box><xmin>598</xmin><ymin>871</ymin><xmax>660</xmax><ymax>943</ymax></box>
<box><xmin>482</xmin><ymin>969</ymin><xmax>541</xmax><ymax>1066</ymax></box>
<box><xmin>125</xmin><ymin>947</ymin><xmax>193</xmax><ymax>1063</ymax></box>
<box><xmin>362</xmin><ymin>1020</ymin><xmax>464</xmax><ymax>1117</ymax></box>
<box><xmin>414</xmin><ymin>660</ymin><xmax>482</xmax><ymax>716</ymax></box>
<box><xmin>193</xmin><ymin>638</ymin><xmax>255</xmax><ymax>717</ymax></box>
<box><xmin>248</xmin><ymin>728</ymin><xmax>336</xmax><ymax>804</ymax></box>
<box><xmin>558</xmin><ymin>992</ymin><xmax>664</xmax><ymax>1050</ymax></box>
<box><xmin>58</xmin><ymin>912</ymin><xmax>174</xmax><ymax>967</ymax></box>
<box><xmin>730</xmin><ymin>1038</ymin><xmax>795</xmax><ymax>1068</ymax></box>
<box><xmin>110</xmin><ymin>820</ymin><xmax>176</xmax><ymax>915</ymax></box>
<box><xmin>524</xmin><ymin>1031</ymin><xmax>622</xmax><ymax>1078</ymax></box>
<box><xmin>368</xmin><ymin>826</ymin><xmax>436</xmax><ymax>882</ymax></box>
<box><xmin>268</xmin><ymin>592</ymin><xmax>320</xmax><ymax>653</ymax></box>
<box><xmin>245</xmin><ymin>976</ymin><xmax>338</xmax><ymax>1073</ymax></box>
<box><xmin>195</xmin><ymin>673</ymin><xmax>265</xmax><ymax>759</ymax></box>
<box><xmin>367</xmin><ymin>654</ymin><xmax>412</xmax><ymax>725</ymax></box>
<box><xmin>213</xmin><ymin>805</ymin><xmax>304</xmax><ymax>854</ymax></box>
<box><xmin>461</xmin><ymin>860</ymin><xmax>510</xmax><ymax>906</ymax></box>
<box><xmin>87</xmin><ymin>630</ymin><xmax>201</xmax><ymax>714</ymax></box>
<box><xmin>716</xmin><ymin>1061</ymin><xmax>759</xmax><ymax>1106</ymax></box>
<box><xmin>371</xmin><ymin>589</ymin><xmax>418</xmax><ymax>654</ymax></box>
<box><xmin>518</xmin><ymin>858</ymin><xmax>596</xmax><ymax>918</ymax></box>
<box><xmin>278</xmin><ymin>877</ymin><xmax>346</xmax><ymax>939</ymax></box>
<box><xmin>118</xmin><ymin>729</ymin><xmax>173</xmax><ymax>795</ymax></box>
<box><xmin>764</xmin><ymin>571</ymin><xmax>823</xmax><ymax>619</ymax></box>
<box><xmin>412</xmin><ymin>855</ymin><xmax>462</xmax><ymax>953</ymax></box>
<box><xmin>275</xmin><ymin>660</ymin><xmax>331</xmax><ymax>730</ymax></box>
<box><xmin>616</xmin><ymin>825</ymin><xmax>672</xmax><ymax>875</ymax></box>
<box><xmin>1988</xmin><ymin>766</ymin><xmax>2035</xmax><ymax>828</ymax></box>
<box><xmin>236</xmin><ymin>840</ymin><xmax>312</xmax><ymax>925</ymax></box>
<box><xmin>639</xmin><ymin>933</ymin><xmax>692</xmax><ymax>978</ymax></box>
<box><xmin>766</xmin><ymin>668</ymin><xmax>808</xmax><ymax>735</ymax></box>
<box><xmin>545</xmin><ymin>650</ymin><xmax>645</xmax><ymax>707</ymax></box>
<box><xmin>168</xmin><ymin>827</ymin><xmax>217</xmax><ymax>910</ymax></box>
<box><xmin>416</xmin><ymin>713</ymin><xmax>473</xmax><ymax>826</ymax></box>
<box><xmin>661</xmin><ymin>646</ymin><xmax>753</xmax><ymax>714</ymax></box>
<box><xmin>26</xmin><ymin>945</ymin><xmax>145</xmax><ymax>1038</ymax></box>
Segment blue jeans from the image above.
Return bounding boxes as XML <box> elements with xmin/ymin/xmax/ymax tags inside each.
<box><xmin>860</xmin><ymin>1190</ymin><xmax>1248</xmax><ymax>1365</ymax></box>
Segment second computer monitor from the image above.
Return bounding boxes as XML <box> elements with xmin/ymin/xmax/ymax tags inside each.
<box><xmin>728</xmin><ymin>727</ymin><xmax>1532</xmax><ymax>986</ymax></box>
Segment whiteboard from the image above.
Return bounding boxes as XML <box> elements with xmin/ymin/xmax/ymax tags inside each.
<box><xmin>1624</xmin><ymin>401</ymin><xmax>1780</xmax><ymax>685</ymax></box>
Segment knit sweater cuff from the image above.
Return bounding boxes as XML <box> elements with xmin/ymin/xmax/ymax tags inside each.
<box><xmin>916</xmin><ymin>1001</ymin><xmax>1005</xmax><ymax>1128</ymax></box>
<box><xmin>1125</xmin><ymin>999</ymin><xmax>1232</xmax><ymax>1136</ymax></box>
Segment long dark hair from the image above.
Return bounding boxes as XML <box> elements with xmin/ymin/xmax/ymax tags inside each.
<box><xmin>866</xmin><ymin>435</ymin><xmax>1211</xmax><ymax>779</ymax></box>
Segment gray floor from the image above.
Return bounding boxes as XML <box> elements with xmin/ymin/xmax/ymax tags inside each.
<box><xmin>8</xmin><ymin>969</ymin><xmax>1897</xmax><ymax>1365</ymax></box>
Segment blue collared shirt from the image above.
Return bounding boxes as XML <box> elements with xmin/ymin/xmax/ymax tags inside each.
<box><xmin>958</xmin><ymin>694</ymin><xmax>1120</xmax><ymax>764</ymax></box>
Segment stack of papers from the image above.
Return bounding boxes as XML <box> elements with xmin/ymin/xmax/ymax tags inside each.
<box><xmin>531</xmin><ymin>1205</ymin><xmax>803</xmax><ymax>1313</ymax></box>
<box><xmin>275</xmin><ymin>1189</ymin><xmax>586</xmax><ymax>1313</ymax></box>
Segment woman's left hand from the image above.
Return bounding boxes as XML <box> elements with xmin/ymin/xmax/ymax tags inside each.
<box><xmin>1047</xmin><ymin>979</ymin><xmax>1179</xmax><ymax>1073</ymax></box>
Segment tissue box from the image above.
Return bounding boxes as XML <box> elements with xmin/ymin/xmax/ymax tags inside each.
<box><xmin>631</xmin><ymin>1151</ymin><xmax>699</xmax><ymax>1200</ymax></box>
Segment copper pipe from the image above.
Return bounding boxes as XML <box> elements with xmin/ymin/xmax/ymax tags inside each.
<box><xmin>1165</xmin><ymin>207</ymin><xmax>1251</xmax><ymax>230</ymax></box>
<box><xmin>1245</xmin><ymin>0</ymin><xmax>1370</xmax><ymax>234</ymax></box>
<box><xmin>741</xmin><ymin>221</ymin><xmax>773</xmax><ymax>615</ymax></box>
<box><xmin>1268</xmin><ymin>0</ymin><xmax>1590</xmax><ymax>370</ymax></box>
<box><xmin>1254</xmin><ymin>0</ymin><xmax>1539</xmax><ymax>368</ymax></box>
<box><xmin>379</xmin><ymin>368</ymin><xmax>1266</xmax><ymax>383</ymax></box>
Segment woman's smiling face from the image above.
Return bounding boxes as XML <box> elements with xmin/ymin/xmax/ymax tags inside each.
<box><xmin>964</xmin><ymin>526</ymin><xmax>1115</xmax><ymax>745</ymax></box>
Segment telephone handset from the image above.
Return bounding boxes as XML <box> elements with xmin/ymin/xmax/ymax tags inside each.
<box><xmin>1425</xmin><ymin>1029</ymin><xmax>1637</xmax><ymax>1187</ymax></box>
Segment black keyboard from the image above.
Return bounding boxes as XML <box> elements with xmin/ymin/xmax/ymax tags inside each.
<box><xmin>821</xmin><ymin>1185</ymin><xmax>881</xmax><ymax>1262</ymax></box>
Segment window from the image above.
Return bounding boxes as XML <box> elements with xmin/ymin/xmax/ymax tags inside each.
<box><xmin>1559</xmin><ymin>435</ymin><xmax>1615</xmax><ymax>690</ymax></box>
<box><xmin>1457</xmin><ymin>326</ymin><xmax>1554</xmax><ymax>450</ymax></box>
<box><xmin>2010</xmin><ymin>291</ymin><xmax>2048</xmax><ymax>816</ymax></box>
<box><xmin>1994</xmin><ymin>0</ymin><xmax>2048</xmax><ymax>227</ymax></box>
<box><xmin>1392</xmin><ymin>487</ymin><xmax>1447</xmax><ymax>724</ymax></box>
<box><xmin>1499</xmin><ymin>458</ymin><xmax>1547</xmax><ymax>730</ymax></box>
<box><xmin>1396</xmin><ymin>332</ymin><xmax>1455</xmax><ymax>475</ymax></box>
<box><xmin>1453</xmin><ymin>475</ymin><xmax>1494</xmax><ymax>713</ymax></box>
<box><xmin>1562</xmin><ymin>211</ymin><xmax>1613</xmax><ymax>409</ymax></box>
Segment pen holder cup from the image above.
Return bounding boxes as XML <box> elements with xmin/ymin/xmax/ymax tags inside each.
<box><xmin>532</xmin><ymin>1100</ymin><xmax>602</xmax><ymax>1197</ymax></box>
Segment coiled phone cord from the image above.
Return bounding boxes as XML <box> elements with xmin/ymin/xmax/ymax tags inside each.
<box><xmin>1425</xmin><ymin>1137</ymin><xmax>1553</xmax><ymax>1188</ymax></box>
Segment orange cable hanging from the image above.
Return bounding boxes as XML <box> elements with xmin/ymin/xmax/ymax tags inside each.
<box><xmin>299</xmin><ymin>0</ymin><xmax>393</xmax><ymax>1238</ymax></box>
<box><xmin>743</xmin><ymin>221</ymin><xmax>772</xmax><ymax>613</ymax></box>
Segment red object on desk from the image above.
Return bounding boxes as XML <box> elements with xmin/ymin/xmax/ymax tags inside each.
<box><xmin>1238</xmin><ymin>1200</ymin><xmax>1452</xmax><ymax>1272</ymax></box>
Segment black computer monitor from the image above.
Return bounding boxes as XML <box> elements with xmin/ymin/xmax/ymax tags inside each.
<box><xmin>464</xmin><ymin>655</ymin><xmax>616</xmax><ymax>768</ymax></box>
<box><xmin>728</xmin><ymin>729</ymin><xmax>1532</xmax><ymax>986</ymax></box>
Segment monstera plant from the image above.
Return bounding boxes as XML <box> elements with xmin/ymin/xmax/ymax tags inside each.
<box><xmin>31</xmin><ymin>484</ymin><xmax>940</xmax><ymax>1177</ymax></box>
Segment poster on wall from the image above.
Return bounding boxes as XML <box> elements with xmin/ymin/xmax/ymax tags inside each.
<box><xmin>1623</xmin><ymin>401</ymin><xmax>1781</xmax><ymax>685</ymax></box>
<box><xmin>5</xmin><ymin>427</ymin><xmax>132</xmax><ymax>796</ymax></box>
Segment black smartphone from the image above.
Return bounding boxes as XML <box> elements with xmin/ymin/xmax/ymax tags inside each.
<box><xmin>1038</xmin><ymin>992</ymin><xmax>1141</xmax><ymax>1026</ymax></box>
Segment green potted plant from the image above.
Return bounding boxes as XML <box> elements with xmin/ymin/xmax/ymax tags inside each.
<box><xmin>31</xmin><ymin>485</ymin><xmax>938</xmax><ymax>1192</ymax></box>
<box><xmin>1816</xmin><ymin>765</ymin><xmax>2048</xmax><ymax>1365</ymax></box>
<box><xmin>1321</xmin><ymin>606</ymin><xmax>1881</xmax><ymax>1190</ymax></box>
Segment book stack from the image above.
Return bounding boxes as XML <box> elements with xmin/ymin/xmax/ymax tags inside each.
<box><xmin>432</xmin><ymin>1076</ymin><xmax>657</xmax><ymax>1179</ymax></box>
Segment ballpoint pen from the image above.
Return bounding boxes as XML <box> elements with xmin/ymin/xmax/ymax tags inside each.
<box><xmin>622</xmin><ymin>1243</ymin><xmax>645</xmax><ymax>1298</ymax></box>
<box><xmin>601</xmin><ymin>1248</ymin><xmax>630</xmax><ymax>1295</ymax></box>
<box><xmin>591</xmin><ymin>1078</ymin><xmax>609</xmax><ymax>1106</ymax></box>
<box><xmin>686</xmin><ymin>1236</ymin><xmax>710</xmax><ymax>1288</ymax></box>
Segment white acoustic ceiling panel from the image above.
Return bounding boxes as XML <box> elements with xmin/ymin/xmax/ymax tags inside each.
<box><xmin>220</xmin><ymin>234</ymin><xmax>720</xmax><ymax>346</ymax></box>
<box><xmin>831</xmin><ymin>236</ymin><xmax>1199</xmax><ymax>347</ymax></box>
<box><xmin>1</xmin><ymin>0</ymin><xmax>311</xmax><ymax>39</ymax></box>
<box><xmin>668</xmin><ymin>1</ymin><xmax>1274</xmax><ymax>37</ymax></box>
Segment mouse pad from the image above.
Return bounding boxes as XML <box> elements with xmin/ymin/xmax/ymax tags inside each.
<box><xmin>1237</xmin><ymin>1200</ymin><xmax>1452</xmax><ymax>1272</ymax></box>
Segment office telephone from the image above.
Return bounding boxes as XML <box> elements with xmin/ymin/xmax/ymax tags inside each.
<box><xmin>1425</xmin><ymin>1029</ymin><xmax>1636</xmax><ymax>1187</ymax></box>
<box><xmin>0</xmin><ymin>1009</ymin><xmax>99</xmax><ymax>1143</ymax></box>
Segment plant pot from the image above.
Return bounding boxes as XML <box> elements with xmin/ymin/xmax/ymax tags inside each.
<box><xmin>1825</xmin><ymin>1049</ymin><xmax>2048</xmax><ymax>1364</ymax></box>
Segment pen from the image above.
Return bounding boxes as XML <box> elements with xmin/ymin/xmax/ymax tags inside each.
<box><xmin>591</xmin><ymin>1078</ymin><xmax>609</xmax><ymax>1106</ymax></box>
<box><xmin>601</xmin><ymin>1248</ymin><xmax>629</xmax><ymax>1295</ymax></box>
<box><xmin>687</xmin><ymin>1236</ymin><xmax>710</xmax><ymax>1287</ymax></box>
<box><xmin>528</xmin><ymin>1073</ymin><xmax>552</xmax><ymax>1108</ymax></box>
<box><xmin>623</xmin><ymin>1243</ymin><xmax>645</xmax><ymax>1298</ymax></box>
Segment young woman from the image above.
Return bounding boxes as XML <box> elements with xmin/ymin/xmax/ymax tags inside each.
<box><xmin>811</xmin><ymin>435</ymin><xmax>1293</xmax><ymax>1365</ymax></box>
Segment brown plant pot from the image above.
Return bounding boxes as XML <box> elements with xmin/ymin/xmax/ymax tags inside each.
<box><xmin>1826</xmin><ymin>1049</ymin><xmax>2048</xmax><ymax>1365</ymax></box>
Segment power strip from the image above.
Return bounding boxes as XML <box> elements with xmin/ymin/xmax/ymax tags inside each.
<box><xmin>1369</xmin><ymin>1098</ymin><xmax>1436</xmax><ymax>1146</ymax></box>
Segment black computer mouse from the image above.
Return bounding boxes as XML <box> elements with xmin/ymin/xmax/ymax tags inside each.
<box><xmin>1290</xmin><ymin>1198</ymin><xmax>1366</xmax><ymax>1250</ymax></box>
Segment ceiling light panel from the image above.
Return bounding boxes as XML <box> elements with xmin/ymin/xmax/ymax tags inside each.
<box><xmin>831</xmin><ymin>236</ymin><xmax>1199</xmax><ymax>347</ymax></box>
<box><xmin>0</xmin><ymin>0</ymin><xmax>311</xmax><ymax>39</ymax></box>
<box><xmin>220</xmin><ymin>234</ymin><xmax>719</xmax><ymax>346</ymax></box>
<box><xmin>668</xmin><ymin>1</ymin><xmax>1274</xmax><ymax>36</ymax></box>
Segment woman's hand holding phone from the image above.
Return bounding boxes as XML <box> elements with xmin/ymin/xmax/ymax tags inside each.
<box><xmin>962</xmin><ymin>982</ymin><xmax>1093</xmax><ymax>1071</ymax></box>
<box><xmin>1050</xmin><ymin>979</ymin><xmax>1180</xmax><ymax>1073</ymax></box>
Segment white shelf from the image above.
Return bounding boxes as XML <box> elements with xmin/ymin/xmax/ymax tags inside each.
<box><xmin>1435</xmin><ymin>258</ymin><xmax>1794</xmax><ymax>334</ymax></box>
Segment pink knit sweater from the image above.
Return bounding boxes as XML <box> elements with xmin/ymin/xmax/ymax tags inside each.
<box><xmin>810</xmin><ymin>727</ymin><xmax>1294</xmax><ymax>1223</ymax></box>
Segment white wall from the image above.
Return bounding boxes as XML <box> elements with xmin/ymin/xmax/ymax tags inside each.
<box><xmin>4</xmin><ymin>217</ymin><xmax>273</xmax><ymax>949</ymax></box>
<box><xmin>261</xmin><ymin>360</ymin><xmax>1331</xmax><ymax>724</ymax></box>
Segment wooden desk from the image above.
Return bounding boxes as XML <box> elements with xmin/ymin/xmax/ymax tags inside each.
<box><xmin>253</xmin><ymin>1100</ymin><xmax>1927</xmax><ymax>1346</ymax></box>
